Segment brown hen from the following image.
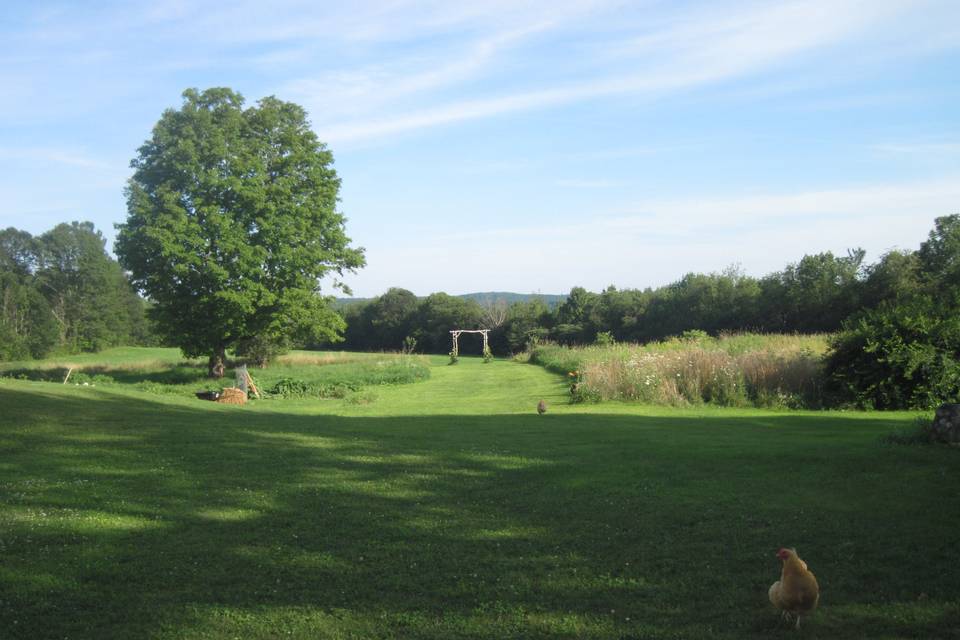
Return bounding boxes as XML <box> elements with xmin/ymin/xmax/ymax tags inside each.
<box><xmin>769</xmin><ymin>547</ymin><xmax>819</xmax><ymax>629</ymax></box>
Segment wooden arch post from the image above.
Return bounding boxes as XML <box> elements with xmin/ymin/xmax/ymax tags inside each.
<box><xmin>450</xmin><ymin>329</ymin><xmax>489</xmax><ymax>358</ymax></box>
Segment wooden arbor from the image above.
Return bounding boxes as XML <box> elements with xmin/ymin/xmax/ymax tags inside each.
<box><xmin>449</xmin><ymin>329</ymin><xmax>490</xmax><ymax>358</ymax></box>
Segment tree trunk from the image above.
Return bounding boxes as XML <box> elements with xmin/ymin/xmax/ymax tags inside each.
<box><xmin>208</xmin><ymin>346</ymin><xmax>226</xmax><ymax>378</ymax></box>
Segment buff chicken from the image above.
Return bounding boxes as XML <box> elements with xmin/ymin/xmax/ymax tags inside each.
<box><xmin>769</xmin><ymin>547</ymin><xmax>819</xmax><ymax>629</ymax></box>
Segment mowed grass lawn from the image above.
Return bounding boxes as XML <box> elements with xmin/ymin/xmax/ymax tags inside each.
<box><xmin>0</xmin><ymin>352</ymin><xmax>958</xmax><ymax>639</ymax></box>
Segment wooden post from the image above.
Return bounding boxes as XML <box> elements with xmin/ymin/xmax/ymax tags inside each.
<box><xmin>245</xmin><ymin>370</ymin><xmax>261</xmax><ymax>399</ymax></box>
<box><xmin>450</xmin><ymin>330</ymin><xmax>461</xmax><ymax>357</ymax></box>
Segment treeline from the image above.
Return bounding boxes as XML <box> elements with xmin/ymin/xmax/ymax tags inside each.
<box><xmin>0</xmin><ymin>222</ymin><xmax>155</xmax><ymax>360</ymax></box>
<box><xmin>339</xmin><ymin>215</ymin><xmax>956</xmax><ymax>354</ymax></box>
<box><xmin>4</xmin><ymin>214</ymin><xmax>956</xmax><ymax>409</ymax></box>
<box><xmin>826</xmin><ymin>215</ymin><xmax>959</xmax><ymax>409</ymax></box>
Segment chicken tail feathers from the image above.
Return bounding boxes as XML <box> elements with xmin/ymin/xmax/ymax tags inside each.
<box><xmin>769</xmin><ymin>581</ymin><xmax>783</xmax><ymax>608</ymax></box>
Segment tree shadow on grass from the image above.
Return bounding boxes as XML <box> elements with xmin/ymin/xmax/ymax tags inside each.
<box><xmin>0</xmin><ymin>363</ymin><xmax>209</xmax><ymax>386</ymax></box>
<box><xmin>0</xmin><ymin>386</ymin><xmax>957</xmax><ymax>639</ymax></box>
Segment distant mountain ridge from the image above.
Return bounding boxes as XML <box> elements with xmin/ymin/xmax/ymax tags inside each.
<box><xmin>336</xmin><ymin>291</ymin><xmax>565</xmax><ymax>308</ymax></box>
<box><xmin>459</xmin><ymin>291</ymin><xmax>565</xmax><ymax>307</ymax></box>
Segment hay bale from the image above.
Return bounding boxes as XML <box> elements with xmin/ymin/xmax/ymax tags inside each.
<box><xmin>216</xmin><ymin>387</ymin><xmax>247</xmax><ymax>405</ymax></box>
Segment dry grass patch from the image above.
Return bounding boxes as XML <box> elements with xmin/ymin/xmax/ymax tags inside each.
<box><xmin>532</xmin><ymin>333</ymin><xmax>828</xmax><ymax>408</ymax></box>
<box><xmin>273</xmin><ymin>351</ymin><xmax>400</xmax><ymax>367</ymax></box>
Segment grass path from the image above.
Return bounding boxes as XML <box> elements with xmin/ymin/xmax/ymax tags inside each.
<box><xmin>0</xmin><ymin>352</ymin><xmax>957</xmax><ymax>639</ymax></box>
<box><xmin>325</xmin><ymin>355</ymin><xmax>570</xmax><ymax>416</ymax></box>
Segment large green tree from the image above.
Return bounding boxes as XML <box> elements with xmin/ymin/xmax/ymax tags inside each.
<box><xmin>116</xmin><ymin>88</ymin><xmax>364</xmax><ymax>376</ymax></box>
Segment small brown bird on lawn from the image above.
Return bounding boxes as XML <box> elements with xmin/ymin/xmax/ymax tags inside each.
<box><xmin>769</xmin><ymin>547</ymin><xmax>820</xmax><ymax>629</ymax></box>
<box><xmin>537</xmin><ymin>399</ymin><xmax>547</xmax><ymax>415</ymax></box>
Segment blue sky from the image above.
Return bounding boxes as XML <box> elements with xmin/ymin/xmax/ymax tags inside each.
<box><xmin>1</xmin><ymin>0</ymin><xmax>958</xmax><ymax>297</ymax></box>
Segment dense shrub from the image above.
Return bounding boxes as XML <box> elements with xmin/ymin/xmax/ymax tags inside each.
<box><xmin>825</xmin><ymin>295</ymin><xmax>960</xmax><ymax>409</ymax></box>
<box><xmin>266</xmin><ymin>357</ymin><xmax>430</xmax><ymax>398</ymax></box>
<box><xmin>268</xmin><ymin>377</ymin><xmax>353</xmax><ymax>398</ymax></box>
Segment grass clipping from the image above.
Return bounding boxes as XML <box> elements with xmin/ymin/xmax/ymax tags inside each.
<box><xmin>216</xmin><ymin>387</ymin><xmax>248</xmax><ymax>405</ymax></box>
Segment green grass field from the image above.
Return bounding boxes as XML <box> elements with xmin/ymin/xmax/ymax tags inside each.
<box><xmin>0</xmin><ymin>351</ymin><xmax>958</xmax><ymax>639</ymax></box>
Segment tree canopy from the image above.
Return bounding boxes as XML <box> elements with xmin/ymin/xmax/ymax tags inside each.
<box><xmin>116</xmin><ymin>88</ymin><xmax>364</xmax><ymax>376</ymax></box>
<box><xmin>1</xmin><ymin>222</ymin><xmax>150</xmax><ymax>360</ymax></box>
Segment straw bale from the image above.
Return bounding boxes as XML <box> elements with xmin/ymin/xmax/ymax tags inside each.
<box><xmin>216</xmin><ymin>387</ymin><xmax>248</xmax><ymax>405</ymax></box>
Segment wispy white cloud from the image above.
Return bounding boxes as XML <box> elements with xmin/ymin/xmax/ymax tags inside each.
<box><xmin>313</xmin><ymin>0</ymin><xmax>944</xmax><ymax>144</ymax></box>
<box><xmin>605</xmin><ymin>175</ymin><xmax>960</xmax><ymax>234</ymax></box>
<box><xmin>0</xmin><ymin>147</ymin><xmax>111</xmax><ymax>170</ymax></box>
<box><xmin>280</xmin><ymin>25</ymin><xmax>536</xmax><ymax>119</ymax></box>
<box><xmin>403</xmin><ymin>175</ymin><xmax>959</xmax><ymax>250</ymax></box>
<box><xmin>280</xmin><ymin>1</ymin><xmax>613</xmax><ymax>121</ymax></box>
<box><xmin>871</xmin><ymin>141</ymin><xmax>960</xmax><ymax>155</ymax></box>
<box><xmin>555</xmin><ymin>179</ymin><xmax>622</xmax><ymax>188</ymax></box>
<box><xmin>561</xmin><ymin>147</ymin><xmax>663</xmax><ymax>161</ymax></box>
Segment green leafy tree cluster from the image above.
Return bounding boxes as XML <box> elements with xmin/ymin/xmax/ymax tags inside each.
<box><xmin>413</xmin><ymin>293</ymin><xmax>484</xmax><ymax>353</ymax></box>
<box><xmin>343</xmin><ymin>288</ymin><xmax>420</xmax><ymax>351</ymax></box>
<box><xmin>825</xmin><ymin>214</ymin><xmax>960</xmax><ymax>408</ymax></box>
<box><xmin>116</xmin><ymin>88</ymin><xmax>364</xmax><ymax>377</ymax></box>
<box><xmin>759</xmin><ymin>250</ymin><xmax>865</xmax><ymax>332</ymax></box>
<box><xmin>0</xmin><ymin>222</ymin><xmax>151</xmax><ymax>360</ymax></box>
<box><xmin>1</xmin><ymin>228</ymin><xmax>55</xmax><ymax>359</ymax></box>
<box><xmin>826</xmin><ymin>294</ymin><xmax>960</xmax><ymax>409</ymax></box>
<box><xmin>340</xmin><ymin>288</ymin><xmax>486</xmax><ymax>354</ymax></box>
<box><xmin>496</xmin><ymin>297</ymin><xmax>553</xmax><ymax>352</ymax></box>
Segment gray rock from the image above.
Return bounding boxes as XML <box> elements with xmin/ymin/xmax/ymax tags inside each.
<box><xmin>931</xmin><ymin>404</ymin><xmax>960</xmax><ymax>443</ymax></box>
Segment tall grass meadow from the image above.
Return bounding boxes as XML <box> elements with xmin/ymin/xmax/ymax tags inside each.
<box><xmin>529</xmin><ymin>332</ymin><xmax>828</xmax><ymax>408</ymax></box>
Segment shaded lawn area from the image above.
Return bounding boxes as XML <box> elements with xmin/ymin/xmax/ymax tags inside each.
<box><xmin>0</xmin><ymin>382</ymin><xmax>958</xmax><ymax>639</ymax></box>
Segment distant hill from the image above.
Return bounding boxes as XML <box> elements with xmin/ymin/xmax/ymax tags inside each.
<box><xmin>336</xmin><ymin>291</ymin><xmax>565</xmax><ymax>309</ymax></box>
<box><xmin>458</xmin><ymin>291</ymin><xmax>565</xmax><ymax>308</ymax></box>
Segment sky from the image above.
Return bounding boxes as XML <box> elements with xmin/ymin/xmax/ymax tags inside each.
<box><xmin>1</xmin><ymin>0</ymin><xmax>958</xmax><ymax>297</ymax></box>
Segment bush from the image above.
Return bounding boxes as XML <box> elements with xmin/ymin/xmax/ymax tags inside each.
<box><xmin>266</xmin><ymin>357</ymin><xmax>430</xmax><ymax>398</ymax></box>
<box><xmin>71</xmin><ymin>372</ymin><xmax>116</xmax><ymax>385</ymax></box>
<box><xmin>825</xmin><ymin>295</ymin><xmax>960</xmax><ymax>409</ymax></box>
<box><xmin>269</xmin><ymin>377</ymin><xmax>313</xmax><ymax>397</ymax></box>
<box><xmin>594</xmin><ymin>331</ymin><xmax>615</xmax><ymax>347</ymax></box>
<box><xmin>268</xmin><ymin>378</ymin><xmax>355</xmax><ymax>398</ymax></box>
